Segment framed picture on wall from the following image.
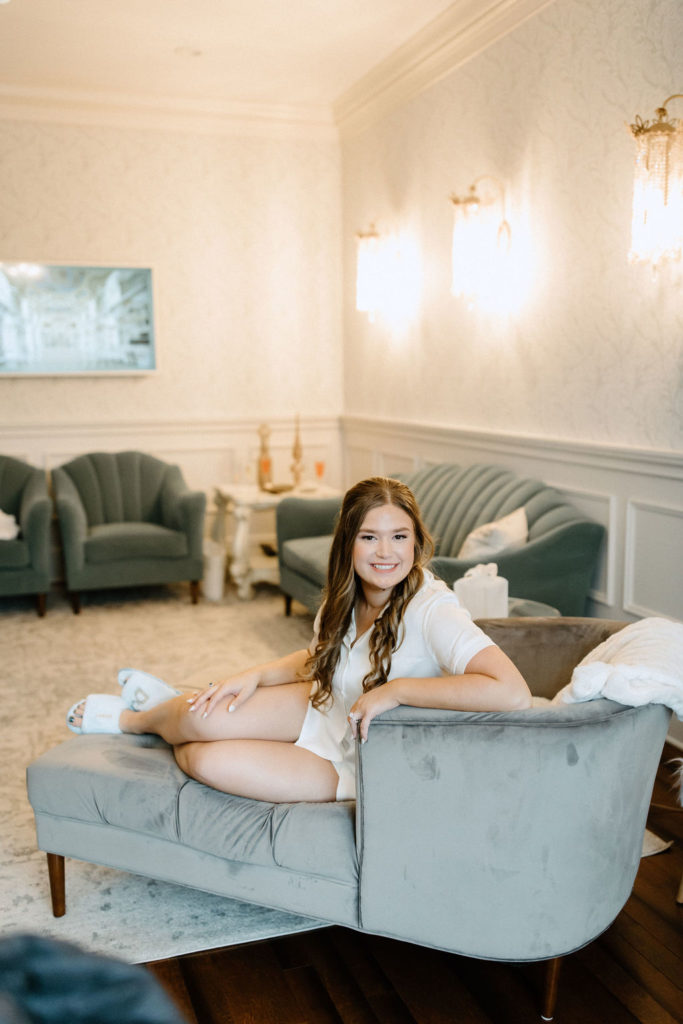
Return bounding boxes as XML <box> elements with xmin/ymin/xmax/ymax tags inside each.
<box><xmin>0</xmin><ymin>262</ymin><xmax>156</xmax><ymax>375</ymax></box>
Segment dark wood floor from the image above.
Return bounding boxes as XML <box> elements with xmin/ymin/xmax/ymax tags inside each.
<box><xmin>146</xmin><ymin>744</ymin><xmax>683</xmax><ymax>1024</ymax></box>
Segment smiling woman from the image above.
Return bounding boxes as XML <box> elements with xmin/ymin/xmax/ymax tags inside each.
<box><xmin>352</xmin><ymin>505</ymin><xmax>416</xmax><ymax>603</ymax></box>
<box><xmin>66</xmin><ymin>476</ymin><xmax>530</xmax><ymax>804</ymax></box>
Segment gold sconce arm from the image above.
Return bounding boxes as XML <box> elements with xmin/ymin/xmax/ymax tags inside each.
<box><xmin>630</xmin><ymin>94</ymin><xmax>683</xmax><ymax>136</ymax></box>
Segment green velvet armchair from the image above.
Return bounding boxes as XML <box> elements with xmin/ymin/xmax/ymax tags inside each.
<box><xmin>52</xmin><ymin>451</ymin><xmax>205</xmax><ymax>613</ymax></box>
<box><xmin>0</xmin><ymin>455</ymin><xmax>51</xmax><ymax>616</ymax></box>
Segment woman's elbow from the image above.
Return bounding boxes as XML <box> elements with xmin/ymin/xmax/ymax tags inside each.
<box><xmin>505</xmin><ymin>675</ymin><xmax>533</xmax><ymax>710</ymax></box>
<box><xmin>509</xmin><ymin>687</ymin><xmax>533</xmax><ymax>710</ymax></box>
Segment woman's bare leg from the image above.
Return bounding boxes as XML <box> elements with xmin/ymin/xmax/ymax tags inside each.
<box><xmin>174</xmin><ymin>739</ymin><xmax>338</xmax><ymax>802</ymax></box>
<box><xmin>119</xmin><ymin>681</ymin><xmax>312</xmax><ymax>745</ymax></box>
<box><xmin>73</xmin><ymin>681</ymin><xmax>339</xmax><ymax>802</ymax></box>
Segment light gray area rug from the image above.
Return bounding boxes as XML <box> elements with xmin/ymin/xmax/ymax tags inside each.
<box><xmin>1</xmin><ymin>584</ymin><xmax>324</xmax><ymax>964</ymax></box>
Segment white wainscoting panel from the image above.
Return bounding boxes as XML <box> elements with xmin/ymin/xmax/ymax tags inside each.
<box><xmin>624</xmin><ymin>500</ymin><xmax>683</xmax><ymax>620</ymax></box>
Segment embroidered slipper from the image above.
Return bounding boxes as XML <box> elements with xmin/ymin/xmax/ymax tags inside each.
<box><xmin>118</xmin><ymin>668</ymin><xmax>181</xmax><ymax>711</ymax></box>
<box><xmin>66</xmin><ymin>694</ymin><xmax>125</xmax><ymax>735</ymax></box>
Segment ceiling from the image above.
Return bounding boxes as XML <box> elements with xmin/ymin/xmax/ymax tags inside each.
<box><xmin>0</xmin><ymin>0</ymin><xmax>461</xmax><ymax>117</ymax></box>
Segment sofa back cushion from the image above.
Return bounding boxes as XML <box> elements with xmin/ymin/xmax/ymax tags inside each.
<box><xmin>402</xmin><ymin>463</ymin><xmax>585</xmax><ymax>558</ymax></box>
<box><xmin>0</xmin><ymin>455</ymin><xmax>36</xmax><ymax>518</ymax></box>
<box><xmin>59</xmin><ymin>451</ymin><xmax>170</xmax><ymax>526</ymax></box>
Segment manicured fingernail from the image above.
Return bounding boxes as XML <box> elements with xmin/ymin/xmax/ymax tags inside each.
<box><xmin>202</xmin><ymin>711</ymin><xmax>208</xmax><ymax>718</ymax></box>
<box><xmin>361</xmin><ymin>738</ymin><xmax>367</xmax><ymax>744</ymax></box>
<box><xmin>228</xmin><ymin>704</ymin><xmax>235</xmax><ymax>712</ymax></box>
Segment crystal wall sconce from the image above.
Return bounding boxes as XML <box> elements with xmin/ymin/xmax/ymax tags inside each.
<box><xmin>629</xmin><ymin>94</ymin><xmax>683</xmax><ymax>269</ymax></box>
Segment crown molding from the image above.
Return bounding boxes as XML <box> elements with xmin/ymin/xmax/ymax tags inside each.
<box><xmin>0</xmin><ymin>0</ymin><xmax>556</xmax><ymax>140</ymax></box>
<box><xmin>334</xmin><ymin>0</ymin><xmax>557</xmax><ymax>138</ymax></box>
<box><xmin>0</xmin><ymin>83</ymin><xmax>337</xmax><ymax>140</ymax></box>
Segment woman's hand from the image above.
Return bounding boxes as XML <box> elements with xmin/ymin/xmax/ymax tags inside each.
<box><xmin>187</xmin><ymin>670</ymin><xmax>260</xmax><ymax>718</ymax></box>
<box><xmin>348</xmin><ymin>683</ymin><xmax>400</xmax><ymax>743</ymax></box>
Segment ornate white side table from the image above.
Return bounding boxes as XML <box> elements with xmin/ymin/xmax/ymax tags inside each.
<box><xmin>213</xmin><ymin>483</ymin><xmax>338</xmax><ymax>600</ymax></box>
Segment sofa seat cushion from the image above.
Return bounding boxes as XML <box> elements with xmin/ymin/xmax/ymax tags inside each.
<box><xmin>178</xmin><ymin>779</ymin><xmax>357</xmax><ymax>885</ymax></box>
<box><xmin>28</xmin><ymin>736</ymin><xmax>189</xmax><ymax>842</ymax></box>
<box><xmin>281</xmin><ymin>536</ymin><xmax>332</xmax><ymax>587</ymax></box>
<box><xmin>0</xmin><ymin>538</ymin><xmax>30</xmax><ymax>569</ymax></box>
<box><xmin>85</xmin><ymin>522</ymin><xmax>188</xmax><ymax>563</ymax></box>
<box><xmin>27</xmin><ymin>735</ymin><xmax>358</xmax><ymax>887</ymax></box>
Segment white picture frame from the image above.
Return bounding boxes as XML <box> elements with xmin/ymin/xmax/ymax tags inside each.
<box><xmin>0</xmin><ymin>262</ymin><xmax>156</xmax><ymax>376</ymax></box>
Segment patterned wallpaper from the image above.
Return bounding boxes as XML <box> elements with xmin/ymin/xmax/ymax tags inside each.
<box><xmin>341</xmin><ymin>0</ymin><xmax>683</xmax><ymax>452</ymax></box>
<box><xmin>0</xmin><ymin>121</ymin><xmax>343</xmax><ymax>425</ymax></box>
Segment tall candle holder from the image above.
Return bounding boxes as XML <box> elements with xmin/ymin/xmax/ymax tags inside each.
<box><xmin>290</xmin><ymin>414</ymin><xmax>304</xmax><ymax>488</ymax></box>
<box><xmin>257</xmin><ymin>423</ymin><xmax>272</xmax><ymax>491</ymax></box>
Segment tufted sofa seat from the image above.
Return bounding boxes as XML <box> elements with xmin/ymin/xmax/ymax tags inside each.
<box><xmin>277</xmin><ymin>462</ymin><xmax>605</xmax><ymax>616</ymax></box>
<box><xmin>28</xmin><ymin>733</ymin><xmax>359</xmax><ymax>924</ymax></box>
<box><xmin>52</xmin><ymin>451</ymin><xmax>205</xmax><ymax>612</ymax></box>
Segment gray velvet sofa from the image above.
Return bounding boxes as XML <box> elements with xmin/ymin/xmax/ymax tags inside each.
<box><xmin>52</xmin><ymin>451</ymin><xmax>206</xmax><ymax>612</ymax></box>
<box><xmin>277</xmin><ymin>462</ymin><xmax>605</xmax><ymax>617</ymax></box>
<box><xmin>26</xmin><ymin>618</ymin><xmax>670</xmax><ymax>1021</ymax></box>
<box><xmin>0</xmin><ymin>454</ymin><xmax>51</xmax><ymax>616</ymax></box>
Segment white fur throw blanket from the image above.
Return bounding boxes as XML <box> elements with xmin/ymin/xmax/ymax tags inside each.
<box><xmin>553</xmin><ymin>617</ymin><xmax>683</xmax><ymax>720</ymax></box>
<box><xmin>0</xmin><ymin>510</ymin><xmax>19</xmax><ymax>541</ymax></box>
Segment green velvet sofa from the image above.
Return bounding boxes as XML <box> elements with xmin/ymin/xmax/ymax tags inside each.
<box><xmin>26</xmin><ymin>618</ymin><xmax>671</xmax><ymax>1021</ymax></box>
<box><xmin>276</xmin><ymin>462</ymin><xmax>606</xmax><ymax>617</ymax></box>
<box><xmin>52</xmin><ymin>451</ymin><xmax>206</xmax><ymax>613</ymax></box>
<box><xmin>0</xmin><ymin>455</ymin><xmax>52</xmax><ymax>615</ymax></box>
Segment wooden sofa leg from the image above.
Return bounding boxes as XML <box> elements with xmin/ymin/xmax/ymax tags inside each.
<box><xmin>284</xmin><ymin>594</ymin><xmax>292</xmax><ymax>616</ymax></box>
<box><xmin>46</xmin><ymin>853</ymin><xmax>66</xmax><ymax>917</ymax></box>
<box><xmin>36</xmin><ymin>593</ymin><xmax>46</xmax><ymax>617</ymax></box>
<box><xmin>70</xmin><ymin>592</ymin><xmax>81</xmax><ymax>615</ymax></box>
<box><xmin>541</xmin><ymin>956</ymin><xmax>563</xmax><ymax>1021</ymax></box>
<box><xmin>190</xmin><ymin>580</ymin><xmax>200</xmax><ymax>604</ymax></box>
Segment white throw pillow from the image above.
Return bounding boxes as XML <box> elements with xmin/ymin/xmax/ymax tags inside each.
<box><xmin>457</xmin><ymin>506</ymin><xmax>528</xmax><ymax>561</ymax></box>
<box><xmin>0</xmin><ymin>509</ymin><xmax>19</xmax><ymax>541</ymax></box>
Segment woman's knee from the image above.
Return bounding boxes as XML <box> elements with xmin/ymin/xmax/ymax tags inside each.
<box><xmin>173</xmin><ymin>742</ymin><xmax>208</xmax><ymax>782</ymax></box>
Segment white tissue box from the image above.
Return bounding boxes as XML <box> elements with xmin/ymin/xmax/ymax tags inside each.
<box><xmin>453</xmin><ymin>563</ymin><xmax>508</xmax><ymax>619</ymax></box>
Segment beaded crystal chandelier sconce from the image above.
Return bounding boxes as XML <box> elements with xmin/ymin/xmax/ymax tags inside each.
<box><xmin>629</xmin><ymin>94</ymin><xmax>683</xmax><ymax>268</ymax></box>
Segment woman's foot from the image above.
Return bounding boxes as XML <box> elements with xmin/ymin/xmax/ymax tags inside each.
<box><xmin>66</xmin><ymin>694</ymin><xmax>126</xmax><ymax>734</ymax></box>
<box><xmin>118</xmin><ymin>669</ymin><xmax>181</xmax><ymax>710</ymax></box>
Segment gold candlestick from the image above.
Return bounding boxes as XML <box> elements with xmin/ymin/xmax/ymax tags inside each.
<box><xmin>257</xmin><ymin>423</ymin><xmax>272</xmax><ymax>491</ymax></box>
<box><xmin>290</xmin><ymin>414</ymin><xmax>303</xmax><ymax>488</ymax></box>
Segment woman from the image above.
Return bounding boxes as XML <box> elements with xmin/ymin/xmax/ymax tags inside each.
<box><xmin>68</xmin><ymin>477</ymin><xmax>531</xmax><ymax>803</ymax></box>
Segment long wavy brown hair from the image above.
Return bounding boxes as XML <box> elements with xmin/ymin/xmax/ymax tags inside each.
<box><xmin>304</xmin><ymin>477</ymin><xmax>434</xmax><ymax>709</ymax></box>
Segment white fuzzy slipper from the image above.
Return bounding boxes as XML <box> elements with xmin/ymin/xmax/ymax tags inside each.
<box><xmin>118</xmin><ymin>668</ymin><xmax>181</xmax><ymax>711</ymax></box>
<box><xmin>66</xmin><ymin>694</ymin><xmax>125</xmax><ymax>735</ymax></box>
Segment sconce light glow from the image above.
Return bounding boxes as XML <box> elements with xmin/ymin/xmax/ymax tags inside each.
<box><xmin>450</xmin><ymin>178</ymin><xmax>511</xmax><ymax>310</ymax></box>
<box><xmin>629</xmin><ymin>94</ymin><xmax>683</xmax><ymax>268</ymax></box>
<box><xmin>379</xmin><ymin>231</ymin><xmax>421</xmax><ymax>328</ymax></box>
<box><xmin>356</xmin><ymin>227</ymin><xmax>381</xmax><ymax>319</ymax></box>
<box><xmin>356</xmin><ymin>228</ymin><xmax>420</xmax><ymax>326</ymax></box>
